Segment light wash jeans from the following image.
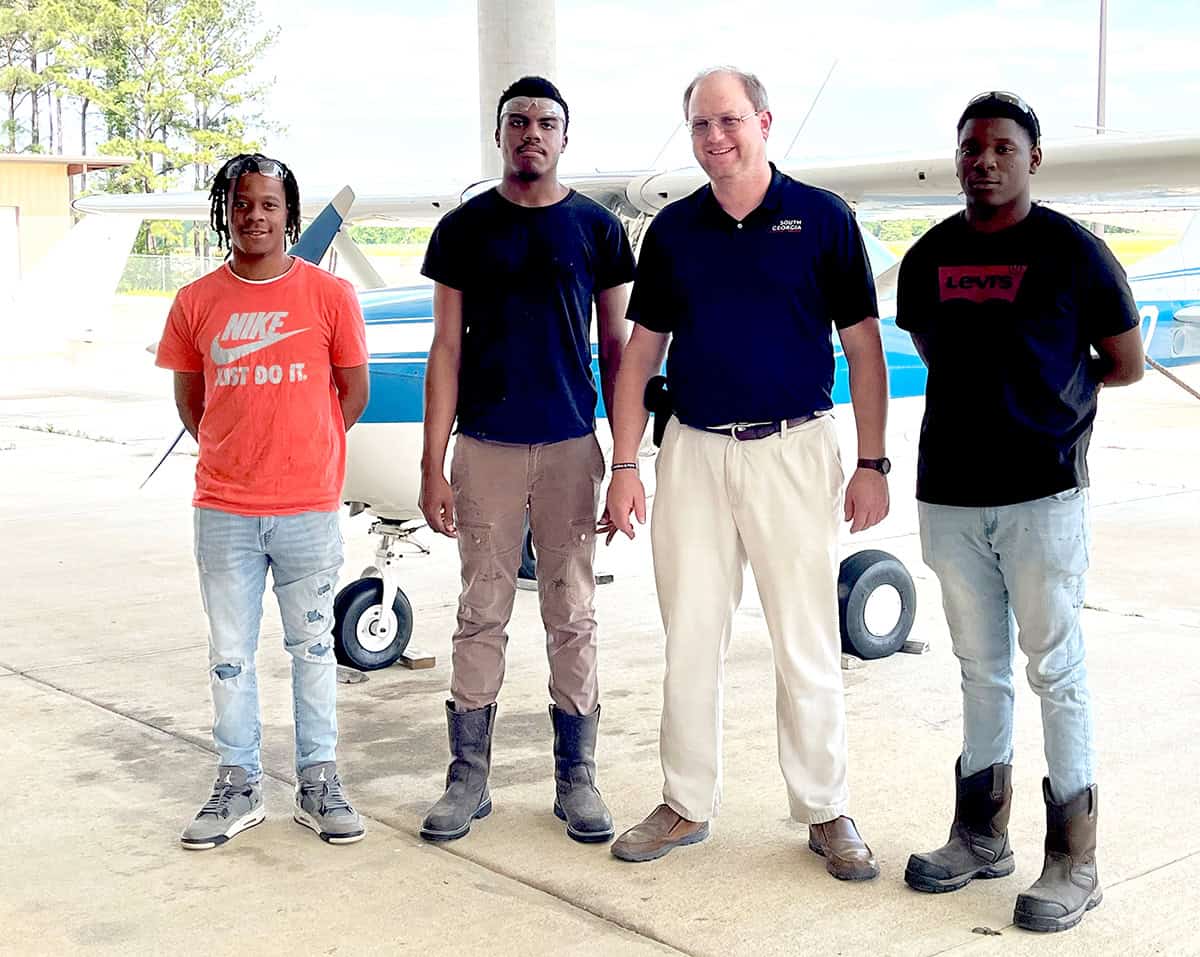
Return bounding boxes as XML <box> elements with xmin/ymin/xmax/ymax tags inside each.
<box><xmin>918</xmin><ymin>488</ymin><xmax>1094</xmax><ymax>803</ymax></box>
<box><xmin>194</xmin><ymin>508</ymin><xmax>343</xmax><ymax>782</ymax></box>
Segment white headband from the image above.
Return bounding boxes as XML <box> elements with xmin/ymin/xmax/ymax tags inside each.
<box><xmin>500</xmin><ymin>97</ymin><xmax>566</xmax><ymax>122</ymax></box>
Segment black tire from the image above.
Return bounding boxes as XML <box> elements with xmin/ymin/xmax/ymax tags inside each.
<box><xmin>333</xmin><ymin>578</ymin><xmax>413</xmax><ymax>671</ymax></box>
<box><xmin>838</xmin><ymin>549</ymin><xmax>916</xmax><ymax>660</ymax></box>
<box><xmin>519</xmin><ymin>517</ymin><xmax>536</xmax><ymax>581</ymax></box>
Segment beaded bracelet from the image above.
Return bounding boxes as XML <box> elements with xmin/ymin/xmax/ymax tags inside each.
<box><xmin>611</xmin><ymin>462</ymin><xmax>638</xmax><ymax>472</ymax></box>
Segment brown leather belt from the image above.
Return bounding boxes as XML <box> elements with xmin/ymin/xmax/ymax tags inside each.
<box><xmin>697</xmin><ymin>412</ymin><xmax>824</xmax><ymax>441</ymax></box>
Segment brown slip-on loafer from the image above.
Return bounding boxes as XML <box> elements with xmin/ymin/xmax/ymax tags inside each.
<box><xmin>611</xmin><ymin>803</ymin><xmax>709</xmax><ymax>862</ymax></box>
<box><xmin>808</xmin><ymin>815</ymin><xmax>880</xmax><ymax>881</ymax></box>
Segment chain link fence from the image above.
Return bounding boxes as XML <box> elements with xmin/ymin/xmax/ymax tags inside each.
<box><xmin>118</xmin><ymin>254</ymin><xmax>227</xmax><ymax>294</ymax></box>
<box><xmin>117</xmin><ymin>249</ymin><xmax>431</xmax><ymax>293</ymax></box>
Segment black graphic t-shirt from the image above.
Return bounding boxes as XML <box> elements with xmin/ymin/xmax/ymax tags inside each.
<box><xmin>896</xmin><ymin>204</ymin><xmax>1139</xmax><ymax>506</ymax></box>
<box><xmin>422</xmin><ymin>188</ymin><xmax>636</xmax><ymax>444</ymax></box>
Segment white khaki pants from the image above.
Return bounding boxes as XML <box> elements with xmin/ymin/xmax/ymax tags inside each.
<box><xmin>652</xmin><ymin>415</ymin><xmax>849</xmax><ymax>825</ymax></box>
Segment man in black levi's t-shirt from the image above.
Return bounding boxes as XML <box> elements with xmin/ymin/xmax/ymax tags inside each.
<box><xmin>896</xmin><ymin>92</ymin><xmax>1144</xmax><ymax>933</ymax></box>
<box><xmin>417</xmin><ymin>76</ymin><xmax>635</xmax><ymax>847</ymax></box>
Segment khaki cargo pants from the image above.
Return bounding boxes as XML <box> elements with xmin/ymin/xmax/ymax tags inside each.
<box><xmin>449</xmin><ymin>433</ymin><xmax>604</xmax><ymax>715</ymax></box>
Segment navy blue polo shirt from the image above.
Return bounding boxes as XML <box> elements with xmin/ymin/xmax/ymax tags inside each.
<box><xmin>628</xmin><ymin>165</ymin><xmax>878</xmax><ymax>427</ymax></box>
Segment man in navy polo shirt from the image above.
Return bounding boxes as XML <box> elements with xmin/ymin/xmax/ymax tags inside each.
<box><xmin>603</xmin><ymin>67</ymin><xmax>890</xmax><ymax>879</ymax></box>
<box><xmin>897</xmin><ymin>92</ymin><xmax>1143</xmax><ymax>932</ymax></box>
<box><xmin>418</xmin><ymin>76</ymin><xmax>636</xmax><ymax>845</ymax></box>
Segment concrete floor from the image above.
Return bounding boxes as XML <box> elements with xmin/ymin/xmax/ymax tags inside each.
<box><xmin>2</xmin><ymin>316</ymin><xmax>1199</xmax><ymax>956</ymax></box>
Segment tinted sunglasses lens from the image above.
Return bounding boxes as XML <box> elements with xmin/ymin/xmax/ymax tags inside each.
<box><xmin>970</xmin><ymin>91</ymin><xmax>1029</xmax><ymax>115</ymax></box>
<box><xmin>227</xmin><ymin>157</ymin><xmax>285</xmax><ymax>179</ymax></box>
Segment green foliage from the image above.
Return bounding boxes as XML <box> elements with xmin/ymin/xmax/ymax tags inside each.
<box><xmin>2</xmin><ymin>0</ymin><xmax>279</xmax><ymax>251</ymax></box>
<box><xmin>862</xmin><ymin>219</ymin><xmax>936</xmax><ymax>241</ymax></box>
<box><xmin>348</xmin><ymin>225</ymin><xmax>433</xmax><ymax>246</ymax></box>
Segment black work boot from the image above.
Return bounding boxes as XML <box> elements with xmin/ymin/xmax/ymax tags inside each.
<box><xmin>1013</xmin><ymin>779</ymin><xmax>1101</xmax><ymax>933</ymax></box>
<box><xmin>905</xmin><ymin>759</ymin><xmax>1015</xmax><ymax>893</ymax></box>
<box><xmin>550</xmin><ymin>704</ymin><xmax>614</xmax><ymax>843</ymax></box>
<box><xmin>420</xmin><ymin>701</ymin><xmax>496</xmax><ymax>842</ymax></box>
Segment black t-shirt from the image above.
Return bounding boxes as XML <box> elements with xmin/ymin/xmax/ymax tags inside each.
<box><xmin>896</xmin><ymin>204</ymin><xmax>1139</xmax><ymax>507</ymax></box>
<box><xmin>628</xmin><ymin>166</ymin><xmax>878</xmax><ymax>427</ymax></box>
<box><xmin>421</xmin><ymin>188</ymin><xmax>636</xmax><ymax>444</ymax></box>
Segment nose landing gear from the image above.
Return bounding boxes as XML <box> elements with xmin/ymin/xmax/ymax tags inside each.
<box><xmin>332</xmin><ymin>519</ymin><xmax>422</xmax><ymax>671</ymax></box>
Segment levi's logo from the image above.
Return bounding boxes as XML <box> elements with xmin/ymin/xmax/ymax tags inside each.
<box><xmin>939</xmin><ymin>265</ymin><xmax>1028</xmax><ymax>303</ymax></box>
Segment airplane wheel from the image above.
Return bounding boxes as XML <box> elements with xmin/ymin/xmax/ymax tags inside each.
<box><xmin>333</xmin><ymin>578</ymin><xmax>413</xmax><ymax>671</ymax></box>
<box><xmin>838</xmin><ymin>549</ymin><xmax>916</xmax><ymax>660</ymax></box>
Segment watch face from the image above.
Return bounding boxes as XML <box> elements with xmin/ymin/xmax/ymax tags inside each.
<box><xmin>860</xmin><ymin>457</ymin><xmax>891</xmax><ymax>475</ymax></box>
<box><xmin>879</xmin><ymin>457</ymin><xmax>891</xmax><ymax>475</ymax></box>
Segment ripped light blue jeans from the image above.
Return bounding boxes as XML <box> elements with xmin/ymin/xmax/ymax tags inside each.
<box><xmin>918</xmin><ymin>488</ymin><xmax>1094</xmax><ymax>803</ymax></box>
<box><xmin>194</xmin><ymin>508</ymin><xmax>343</xmax><ymax>782</ymax></box>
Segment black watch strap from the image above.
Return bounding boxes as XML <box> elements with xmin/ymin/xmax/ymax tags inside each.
<box><xmin>857</xmin><ymin>457</ymin><xmax>891</xmax><ymax>475</ymax></box>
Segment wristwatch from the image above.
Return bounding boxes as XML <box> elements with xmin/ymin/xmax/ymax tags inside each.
<box><xmin>857</xmin><ymin>457</ymin><xmax>891</xmax><ymax>475</ymax></box>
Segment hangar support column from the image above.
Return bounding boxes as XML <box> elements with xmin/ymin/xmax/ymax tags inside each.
<box><xmin>477</xmin><ymin>0</ymin><xmax>557</xmax><ymax>177</ymax></box>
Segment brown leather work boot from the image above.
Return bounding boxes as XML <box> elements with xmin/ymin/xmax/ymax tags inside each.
<box><xmin>1013</xmin><ymin>779</ymin><xmax>1102</xmax><ymax>933</ymax></box>
<box><xmin>808</xmin><ymin>816</ymin><xmax>879</xmax><ymax>880</ymax></box>
<box><xmin>611</xmin><ymin>803</ymin><xmax>709</xmax><ymax>862</ymax></box>
<box><xmin>905</xmin><ymin>759</ymin><xmax>1015</xmax><ymax>893</ymax></box>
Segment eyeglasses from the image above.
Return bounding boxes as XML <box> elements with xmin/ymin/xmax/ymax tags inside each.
<box><xmin>687</xmin><ymin>110</ymin><xmax>761</xmax><ymax>137</ymax></box>
<box><xmin>224</xmin><ymin>156</ymin><xmax>289</xmax><ymax>180</ymax></box>
<box><xmin>966</xmin><ymin>91</ymin><xmax>1040</xmax><ymax>141</ymax></box>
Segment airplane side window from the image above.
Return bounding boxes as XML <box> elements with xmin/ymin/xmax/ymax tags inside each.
<box><xmin>1139</xmin><ymin>305</ymin><xmax>1159</xmax><ymax>350</ymax></box>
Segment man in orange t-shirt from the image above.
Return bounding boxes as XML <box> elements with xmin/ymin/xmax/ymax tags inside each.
<box><xmin>156</xmin><ymin>154</ymin><xmax>370</xmax><ymax>850</ymax></box>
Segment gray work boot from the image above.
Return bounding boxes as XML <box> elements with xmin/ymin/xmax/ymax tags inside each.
<box><xmin>1013</xmin><ymin>779</ymin><xmax>1102</xmax><ymax>933</ymax></box>
<box><xmin>905</xmin><ymin>759</ymin><xmax>1015</xmax><ymax>893</ymax></box>
<box><xmin>294</xmin><ymin>761</ymin><xmax>366</xmax><ymax>844</ymax></box>
<box><xmin>180</xmin><ymin>765</ymin><xmax>265</xmax><ymax>850</ymax></box>
<box><xmin>420</xmin><ymin>701</ymin><xmax>496</xmax><ymax>842</ymax></box>
<box><xmin>550</xmin><ymin>704</ymin><xmax>614</xmax><ymax>843</ymax></box>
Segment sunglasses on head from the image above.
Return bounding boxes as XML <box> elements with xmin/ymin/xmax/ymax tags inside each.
<box><xmin>966</xmin><ymin>91</ymin><xmax>1040</xmax><ymax>141</ymax></box>
<box><xmin>224</xmin><ymin>156</ymin><xmax>289</xmax><ymax>180</ymax></box>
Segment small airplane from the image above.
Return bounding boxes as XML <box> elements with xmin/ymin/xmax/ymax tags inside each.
<box><xmin>55</xmin><ymin>132</ymin><xmax>1200</xmax><ymax>670</ymax></box>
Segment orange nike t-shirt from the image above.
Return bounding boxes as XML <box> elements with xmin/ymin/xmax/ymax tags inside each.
<box><xmin>156</xmin><ymin>257</ymin><xmax>369</xmax><ymax>516</ymax></box>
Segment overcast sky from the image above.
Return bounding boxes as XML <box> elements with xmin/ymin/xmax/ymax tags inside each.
<box><xmin>251</xmin><ymin>0</ymin><xmax>1199</xmax><ymax>194</ymax></box>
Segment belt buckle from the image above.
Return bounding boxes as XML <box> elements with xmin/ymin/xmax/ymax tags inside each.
<box><xmin>732</xmin><ymin>421</ymin><xmax>770</xmax><ymax>442</ymax></box>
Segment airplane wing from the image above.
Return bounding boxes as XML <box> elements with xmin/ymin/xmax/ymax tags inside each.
<box><xmin>73</xmin><ymin>133</ymin><xmax>1200</xmax><ymax>225</ymax></box>
<box><xmin>72</xmin><ymin>186</ymin><xmax>463</xmax><ymax>225</ymax></box>
<box><xmin>630</xmin><ymin>134</ymin><xmax>1200</xmax><ymax>215</ymax></box>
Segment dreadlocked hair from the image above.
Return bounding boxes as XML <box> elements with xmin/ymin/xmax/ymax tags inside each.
<box><xmin>208</xmin><ymin>153</ymin><xmax>302</xmax><ymax>251</ymax></box>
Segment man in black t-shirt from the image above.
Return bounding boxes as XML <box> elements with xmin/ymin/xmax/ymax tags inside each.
<box><xmin>604</xmin><ymin>67</ymin><xmax>890</xmax><ymax>880</ymax></box>
<box><xmin>896</xmin><ymin>92</ymin><xmax>1144</xmax><ymax>933</ymax></box>
<box><xmin>418</xmin><ymin>76</ymin><xmax>636</xmax><ymax>845</ymax></box>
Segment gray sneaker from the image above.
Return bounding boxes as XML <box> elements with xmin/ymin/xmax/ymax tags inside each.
<box><xmin>180</xmin><ymin>766</ymin><xmax>265</xmax><ymax>850</ymax></box>
<box><xmin>294</xmin><ymin>762</ymin><xmax>365</xmax><ymax>844</ymax></box>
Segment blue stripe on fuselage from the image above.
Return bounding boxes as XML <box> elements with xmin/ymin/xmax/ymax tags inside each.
<box><xmin>1137</xmin><ymin>300</ymin><xmax>1200</xmax><ymax>367</ymax></box>
<box><xmin>368</xmin><ymin>285</ymin><xmax>1200</xmax><ymax>424</ymax></box>
<box><xmin>358</xmin><ymin>285</ymin><xmax>933</xmax><ymax>425</ymax></box>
